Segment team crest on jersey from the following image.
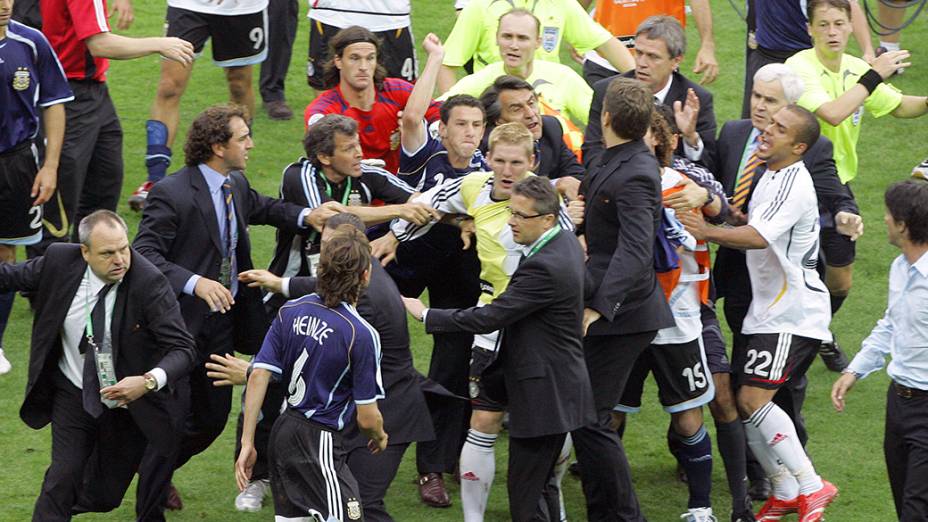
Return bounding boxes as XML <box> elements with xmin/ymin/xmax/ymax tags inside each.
<box><xmin>12</xmin><ymin>68</ymin><xmax>30</xmax><ymax>91</ymax></box>
<box><xmin>347</xmin><ymin>498</ymin><xmax>362</xmax><ymax>520</ymax></box>
<box><xmin>541</xmin><ymin>26</ymin><xmax>559</xmax><ymax>52</ymax></box>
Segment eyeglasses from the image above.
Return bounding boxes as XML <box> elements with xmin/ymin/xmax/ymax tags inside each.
<box><xmin>508</xmin><ymin>207</ymin><xmax>552</xmax><ymax>221</ymax></box>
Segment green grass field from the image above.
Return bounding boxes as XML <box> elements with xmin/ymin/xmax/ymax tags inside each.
<box><xmin>1</xmin><ymin>1</ymin><xmax>926</xmax><ymax>520</ymax></box>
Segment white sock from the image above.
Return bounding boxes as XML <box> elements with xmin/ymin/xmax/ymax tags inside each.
<box><xmin>460</xmin><ymin>429</ymin><xmax>497</xmax><ymax>522</ymax></box>
<box><xmin>880</xmin><ymin>40</ymin><xmax>901</xmax><ymax>52</ymax></box>
<box><xmin>748</xmin><ymin>402</ymin><xmax>823</xmax><ymax>496</ymax></box>
<box><xmin>744</xmin><ymin>416</ymin><xmax>799</xmax><ymax>500</ymax></box>
<box><xmin>553</xmin><ymin>434</ymin><xmax>573</xmax><ymax>521</ymax></box>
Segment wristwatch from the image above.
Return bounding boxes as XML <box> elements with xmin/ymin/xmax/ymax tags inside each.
<box><xmin>143</xmin><ymin>373</ymin><xmax>157</xmax><ymax>392</ymax></box>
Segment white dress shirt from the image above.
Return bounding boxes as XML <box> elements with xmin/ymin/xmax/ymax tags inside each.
<box><xmin>653</xmin><ymin>75</ymin><xmax>704</xmax><ymax>162</ymax></box>
<box><xmin>60</xmin><ymin>267</ymin><xmax>166</xmax><ymax>390</ymax></box>
<box><xmin>848</xmin><ymin>251</ymin><xmax>928</xmax><ymax>390</ymax></box>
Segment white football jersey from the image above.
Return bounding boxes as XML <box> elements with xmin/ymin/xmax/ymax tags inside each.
<box><xmin>742</xmin><ymin>160</ymin><xmax>832</xmax><ymax>342</ymax></box>
<box><xmin>308</xmin><ymin>0</ymin><xmax>411</xmax><ymax>32</ymax></box>
<box><xmin>168</xmin><ymin>0</ymin><xmax>266</xmax><ymax>16</ymax></box>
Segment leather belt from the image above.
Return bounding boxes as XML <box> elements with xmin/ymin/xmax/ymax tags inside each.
<box><xmin>893</xmin><ymin>381</ymin><xmax>928</xmax><ymax>399</ymax></box>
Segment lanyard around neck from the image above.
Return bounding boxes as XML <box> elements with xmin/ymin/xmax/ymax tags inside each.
<box><xmin>322</xmin><ymin>176</ymin><xmax>353</xmax><ymax>205</ymax></box>
<box><xmin>525</xmin><ymin>225</ymin><xmax>560</xmax><ymax>259</ymax></box>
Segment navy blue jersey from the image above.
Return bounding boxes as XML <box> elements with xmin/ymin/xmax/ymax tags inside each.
<box><xmin>755</xmin><ymin>0</ymin><xmax>812</xmax><ymax>53</ymax></box>
<box><xmin>398</xmin><ymin>131</ymin><xmax>488</xmax><ymax>192</ymax></box>
<box><xmin>254</xmin><ymin>294</ymin><xmax>384</xmax><ymax>431</ymax></box>
<box><xmin>0</xmin><ymin>21</ymin><xmax>73</xmax><ymax>153</ymax></box>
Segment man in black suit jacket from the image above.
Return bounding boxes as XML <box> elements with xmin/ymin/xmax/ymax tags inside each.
<box><xmin>582</xmin><ymin>16</ymin><xmax>717</xmax><ymax>172</ymax></box>
<box><xmin>233</xmin><ymin>212</ymin><xmax>439</xmax><ymax>520</ymax></box>
<box><xmin>479</xmin><ymin>75</ymin><xmax>585</xmax><ymax>181</ymax></box>
<box><xmin>404</xmin><ymin>176</ymin><xmax>595</xmax><ymax>522</ymax></box>
<box><xmin>133</xmin><ymin>104</ymin><xmax>330</xmax><ymax>516</ymax></box>
<box><xmin>578</xmin><ymin>77</ymin><xmax>675</xmax><ymax>522</ymax></box>
<box><xmin>0</xmin><ymin>210</ymin><xmax>196</xmax><ymax>521</ymax></box>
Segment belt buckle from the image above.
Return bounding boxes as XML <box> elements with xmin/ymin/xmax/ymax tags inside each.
<box><xmin>897</xmin><ymin>383</ymin><xmax>914</xmax><ymax>399</ymax></box>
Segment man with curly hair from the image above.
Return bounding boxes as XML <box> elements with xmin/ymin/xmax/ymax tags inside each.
<box><xmin>132</xmin><ymin>104</ymin><xmax>339</xmax><ymax>519</ymax></box>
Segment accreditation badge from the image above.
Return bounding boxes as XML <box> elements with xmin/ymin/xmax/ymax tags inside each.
<box><xmin>94</xmin><ymin>351</ymin><xmax>120</xmax><ymax>409</ymax></box>
<box><xmin>541</xmin><ymin>26</ymin><xmax>559</xmax><ymax>53</ymax></box>
<box><xmin>12</xmin><ymin>67</ymin><xmax>31</xmax><ymax>91</ymax></box>
<box><xmin>219</xmin><ymin>258</ymin><xmax>232</xmax><ymax>288</ymax></box>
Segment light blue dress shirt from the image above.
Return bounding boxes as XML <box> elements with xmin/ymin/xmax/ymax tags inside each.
<box><xmin>183</xmin><ymin>165</ymin><xmax>241</xmax><ymax>297</ymax></box>
<box><xmin>848</xmin><ymin>251</ymin><xmax>928</xmax><ymax>390</ymax></box>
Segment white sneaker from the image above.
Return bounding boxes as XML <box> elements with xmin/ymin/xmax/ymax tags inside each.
<box><xmin>0</xmin><ymin>349</ymin><xmax>11</xmax><ymax>375</ymax></box>
<box><xmin>680</xmin><ymin>507</ymin><xmax>718</xmax><ymax>522</ymax></box>
<box><xmin>235</xmin><ymin>478</ymin><xmax>270</xmax><ymax>512</ymax></box>
<box><xmin>913</xmin><ymin>158</ymin><xmax>928</xmax><ymax>180</ymax></box>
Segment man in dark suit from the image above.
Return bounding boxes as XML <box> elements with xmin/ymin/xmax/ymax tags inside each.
<box><xmin>582</xmin><ymin>15</ymin><xmax>717</xmax><ymax>172</ymax></box>
<box><xmin>0</xmin><ymin>209</ymin><xmax>196</xmax><ymax>521</ymax></box>
<box><xmin>133</xmin><ymin>104</ymin><xmax>331</xmax><ymax>515</ymax></box>
<box><xmin>578</xmin><ymin>76</ymin><xmax>675</xmax><ymax>522</ymax></box>
<box><xmin>404</xmin><ymin>176</ymin><xmax>595</xmax><ymax>522</ymax></box>
<box><xmin>233</xmin><ymin>212</ymin><xmax>440</xmax><ymax>520</ymax></box>
<box><xmin>712</xmin><ymin>63</ymin><xmax>863</xmax><ymax>499</ymax></box>
<box><xmin>478</xmin><ymin>75</ymin><xmax>585</xmax><ymax>181</ymax></box>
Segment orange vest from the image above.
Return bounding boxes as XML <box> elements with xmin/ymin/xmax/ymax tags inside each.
<box><xmin>537</xmin><ymin>97</ymin><xmax>584</xmax><ymax>163</ymax></box>
<box><xmin>657</xmin><ymin>178</ymin><xmax>711</xmax><ymax>305</ymax></box>
<box><xmin>594</xmin><ymin>0</ymin><xmax>687</xmax><ymax>41</ymax></box>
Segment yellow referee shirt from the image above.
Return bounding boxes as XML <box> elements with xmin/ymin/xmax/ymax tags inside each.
<box><xmin>443</xmin><ymin>0</ymin><xmax>612</xmax><ymax>72</ymax></box>
<box><xmin>786</xmin><ymin>49</ymin><xmax>903</xmax><ymax>183</ymax></box>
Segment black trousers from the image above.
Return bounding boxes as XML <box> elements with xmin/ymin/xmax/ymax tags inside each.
<box><xmin>387</xmin><ymin>232</ymin><xmax>480</xmax><ymax>475</ymax></box>
<box><xmin>885</xmin><ymin>383</ymin><xmax>928</xmax><ymax>521</ymax></box>
<box><xmin>258</xmin><ymin>0</ymin><xmax>298</xmax><ymax>103</ymax></box>
<box><xmin>571</xmin><ymin>330</ymin><xmax>654</xmax><ymax>522</ymax></box>
<box><xmin>33</xmin><ymin>370</ymin><xmax>150</xmax><ymax>522</ymax></box>
<box><xmin>28</xmin><ymin>81</ymin><xmax>122</xmax><ymax>258</ymax></box>
<box><xmin>509</xmin><ymin>432</ymin><xmax>568</xmax><ymax>522</ymax></box>
<box><xmin>137</xmin><ymin>312</ymin><xmax>234</xmax><ymax>519</ymax></box>
<box><xmin>346</xmin><ymin>442</ymin><xmax>410</xmax><ymax>522</ymax></box>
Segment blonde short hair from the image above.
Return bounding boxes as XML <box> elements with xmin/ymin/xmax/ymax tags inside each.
<box><xmin>487</xmin><ymin>122</ymin><xmax>534</xmax><ymax>159</ymax></box>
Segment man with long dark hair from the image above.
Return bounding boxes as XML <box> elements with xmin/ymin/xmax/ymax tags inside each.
<box><xmin>304</xmin><ymin>25</ymin><xmax>440</xmax><ymax>174</ymax></box>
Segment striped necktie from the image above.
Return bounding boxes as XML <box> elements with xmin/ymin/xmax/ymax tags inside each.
<box><xmin>221</xmin><ymin>180</ymin><xmax>234</xmax><ymax>257</ymax></box>
<box><xmin>730</xmin><ymin>138</ymin><xmax>763</xmax><ymax>210</ymax></box>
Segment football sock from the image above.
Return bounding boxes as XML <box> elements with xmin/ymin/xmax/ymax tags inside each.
<box><xmin>671</xmin><ymin>425</ymin><xmax>713</xmax><ymax>509</ymax></box>
<box><xmin>880</xmin><ymin>41</ymin><xmax>901</xmax><ymax>52</ymax></box>
<box><xmin>460</xmin><ymin>429</ymin><xmax>497</xmax><ymax>522</ymax></box>
<box><xmin>829</xmin><ymin>293</ymin><xmax>847</xmax><ymax>315</ymax></box>
<box><xmin>145</xmin><ymin>120</ymin><xmax>172</xmax><ymax>183</ymax></box>
<box><xmin>747</xmin><ymin>402</ymin><xmax>822</xmax><ymax>496</ymax></box>
<box><xmin>715</xmin><ymin>419</ymin><xmax>751</xmax><ymax>513</ymax></box>
<box><xmin>553</xmin><ymin>434</ymin><xmax>572</xmax><ymax>522</ymax></box>
<box><xmin>744</xmin><ymin>414</ymin><xmax>798</xmax><ymax>500</ymax></box>
<box><xmin>0</xmin><ymin>290</ymin><xmax>13</xmax><ymax>346</ymax></box>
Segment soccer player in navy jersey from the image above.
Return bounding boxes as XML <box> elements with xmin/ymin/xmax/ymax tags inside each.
<box><xmin>236</xmin><ymin>224</ymin><xmax>387</xmax><ymax>522</ymax></box>
<box><xmin>0</xmin><ymin>0</ymin><xmax>73</xmax><ymax>374</ymax></box>
<box><xmin>368</xmin><ymin>31</ymin><xmax>489</xmax><ymax>507</ymax></box>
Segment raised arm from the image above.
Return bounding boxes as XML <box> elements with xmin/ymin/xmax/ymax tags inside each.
<box><xmin>402</xmin><ymin>34</ymin><xmax>444</xmax><ymax>154</ymax></box>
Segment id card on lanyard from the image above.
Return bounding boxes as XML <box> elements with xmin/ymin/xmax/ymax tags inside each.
<box><xmin>85</xmin><ymin>282</ymin><xmax>119</xmax><ymax>409</ymax></box>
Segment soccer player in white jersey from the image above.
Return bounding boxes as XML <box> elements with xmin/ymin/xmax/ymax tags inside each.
<box><xmin>680</xmin><ymin>105</ymin><xmax>838</xmax><ymax>522</ymax></box>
